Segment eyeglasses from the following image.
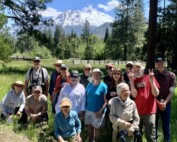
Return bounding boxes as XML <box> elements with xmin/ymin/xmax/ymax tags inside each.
<box><xmin>85</xmin><ymin>68</ymin><xmax>91</xmax><ymax>71</ymax></box>
<box><xmin>34</xmin><ymin>91</ymin><xmax>41</xmax><ymax>94</ymax></box>
<box><xmin>15</xmin><ymin>84</ymin><xmax>23</xmax><ymax>88</ymax></box>
<box><xmin>106</xmin><ymin>67</ymin><xmax>112</xmax><ymax>70</ymax></box>
<box><xmin>71</xmin><ymin>75</ymin><xmax>78</xmax><ymax>78</ymax></box>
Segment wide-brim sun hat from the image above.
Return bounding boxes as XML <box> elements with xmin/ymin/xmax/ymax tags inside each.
<box><xmin>11</xmin><ymin>80</ymin><xmax>24</xmax><ymax>89</ymax></box>
<box><xmin>91</xmin><ymin>68</ymin><xmax>104</xmax><ymax>78</ymax></box>
<box><xmin>53</xmin><ymin>59</ymin><xmax>63</xmax><ymax>66</ymax></box>
<box><xmin>59</xmin><ymin>98</ymin><xmax>72</xmax><ymax>108</ymax></box>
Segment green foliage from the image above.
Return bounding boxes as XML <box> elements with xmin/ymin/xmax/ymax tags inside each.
<box><xmin>0</xmin><ymin>36</ymin><xmax>12</xmax><ymax>62</ymax></box>
<box><xmin>156</xmin><ymin>1</ymin><xmax>177</xmax><ymax>70</ymax></box>
<box><xmin>105</xmin><ymin>0</ymin><xmax>146</xmax><ymax>60</ymax></box>
<box><xmin>0</xmin><ymin>0</ymin><xmax>53</xmax><ymax>36</ymax></box>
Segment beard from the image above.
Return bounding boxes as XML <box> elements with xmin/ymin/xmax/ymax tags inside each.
<box><xmin>134</xmin><ymin>71</ymin><xmax>144</xmax><ymax>78</ymax></box>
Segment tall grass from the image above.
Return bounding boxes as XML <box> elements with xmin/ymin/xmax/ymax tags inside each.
<box><xmin>0</xmin><ymin>59</ymin><xmax>176</xmax><ymax>142</ymax></box>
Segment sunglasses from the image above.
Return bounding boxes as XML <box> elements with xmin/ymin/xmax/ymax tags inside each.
<box><xmin>106</xmin><ymin>67</ymin><xmax>112</xmax><ymax>70</ymax></box>
<box><xmin>15</xmin><ymin>84</ymin><xmax>23</xmax><ymax>88</ymax></box>
<box><xmin>60</xmin><ymin>68</ymin><xmax>67</xmax><ymax>70</ymax></box>
<box><xmin>62</xmin><ymin>106</ymin><xmax>70</xmax><ymax>108</ymax></box>
<box><xmin>34</xmin><ymin>91</ymin><xmax>41</xmax><ymax>94</ymax></box>
<box><xmin>126</xmin><ymin>65</ymin><xmax>133</xmax><ymax>67</ymax></box>
<box><xmin>55</xmin><ymin>64</ymin><xmax>61</xmax><ymax>67</ymax></box>
<box><xmin>85</xmin><ymin>68</ymin><xmax>91</xmax><ymax>71</ymax></box>
<box><xmin>34</xmin><ymin>60</ymin><xmax>40</xmax><ymax>63</ymax></box>
<box><xmin>71</xmin><ymin>75</ymin><xmax>78</xmax><ymax>78</ymax></box>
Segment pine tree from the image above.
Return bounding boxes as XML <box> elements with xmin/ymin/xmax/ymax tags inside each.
<box><xmin>104</xmin><ymin>27</ymin><xmax>109</xmax><ymax>43</ymax></box>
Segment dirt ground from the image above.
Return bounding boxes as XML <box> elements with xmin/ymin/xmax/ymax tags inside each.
<box><xmin>0</xmin><ymin>124</ymin><xmax>30</xmax><ymax>142</ymax></box>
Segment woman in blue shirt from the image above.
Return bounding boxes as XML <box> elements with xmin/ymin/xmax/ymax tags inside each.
<box><xmin>54</xmin><ymin>98</ymin><xmax>81</xmax><ymax>142</ymax></box>
<box><xmin>85</xmin><ymin>68</ymin><xmax>108</xmax><ymax>142</ymax></box>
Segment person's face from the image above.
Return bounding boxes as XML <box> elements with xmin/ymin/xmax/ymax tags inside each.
<box><xmin>156</xmin><ymin>61</ymin><xmax>165</xmax><ymax>72</ymax></box>
<box><xmin>70</xmin><ymin>75</ymin><xmax>79</xmax><ymax>85</ymax></box>
<box><xmin>55</xmin><ymin>64</ymin><xmax>61</xmax><ymax>72</ymax></box>
<box><xmin>33</xmin><ymin>90</ymin><xmax>41</xmax><ymax>100</ymax></box>
<box><xmin>119</xmin><ymin>86</ymin><xmax>130</xmax><ymax>101</ymax></box>
<box><xmin>106</xmin><ymin>66</ymin><xmax>113</xmax><ymax>74</ymax></box>
<box><xmin>93</xmin><ymin>72</ymin><xmax>101</xmax><ymax>81</ymax></box>
<box><xmin>33</xmin><ymin>60</ymin><xmax>40</xmax><ymax>68</ymax></box>
<box><xmin>61</xmin><ymin>106</ymin><xmax>70</xmax><ymax>116</ymax></box>
<box><xmin>84</xmin><ymin>67</ymin><xmax>91</xmax><ymax>76</ymax></box>
<box><xmin>134</xmin><ymin>66</ymin><xmax>144</xmax><ymax>78</ymax></box>
<box><xmin>126</xmin><ymin>64</ymin><xmax>133</xmax><ymax>71</ymax></box>
<box><xmin>60</xmin><ymin>68</ymin><xmax>67</xmax><ymax>75</ymax></box>
<box><xmin>14</xmin><ymin>84</ymin><xmax>23</xmax><ymax>93</ymax></box>
<box><xmin>112</xmin><ymin>71</ymin><xmax>121</xmax><ymax>81</ymax></box>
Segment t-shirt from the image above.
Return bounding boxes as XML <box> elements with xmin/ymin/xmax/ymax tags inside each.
<box><xmin>134</xmin><ymin>75</ymin><xmax>159</xmax><ymax>115</ymax></box>
<box><xmin>25</xmin><ymin>67</ymin><xmax>49</xmax><ymax>85</ymax></box>
<box><xmin>25</xmin><ymin>94</ymin><xmax>48</xmax><ymax>114</ymax></box>
<box><xmin>86</xmin><ymin>82</ymin><xmax>107</xmax><ymax>112</ymax></box>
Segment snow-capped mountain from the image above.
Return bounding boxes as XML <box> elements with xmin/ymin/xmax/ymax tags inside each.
<box><xmin>53</xmin><ymin>6</ymin><xmax>114</xmax><ymax>28</ymax></box>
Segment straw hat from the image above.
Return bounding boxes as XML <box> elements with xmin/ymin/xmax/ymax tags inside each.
<box><xmin>11</xmin><ymin>80</ymin><xmax>24</xmax><ymax>89</ymax></box>
<box><xmin>53</xmin><ymin>60</ymin><xmax>63</xmax><ymax>65</ymax></box>
<box><xmin>59</xmin><ymin>98</ymin><xmax>72</xmax><ymax>108</ymax></box>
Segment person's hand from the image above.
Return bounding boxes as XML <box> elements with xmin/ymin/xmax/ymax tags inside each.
<box><xmin>110</xmin><ymin>91</ymin><xmax>117</xmax><ymax>97</ymax></box>
<box><xmin>123</xmin><ymin>121</ymin><xmax>132</xmax><ymax>128</ymax></box>
<box><xmin>24</xmin><ymin>90</ymin><xmax>28</xmax><ymax>97</ymax></box>
<box><xmin>30</xmin><ymin>114</ymin><xmax>38</xmax><ymax>122</ymax></box>
<box><xmin>128</xmin><ymin>70</ymin><xmax>134</xmax><ymax>80</ymax></box>
<box><xmin>16</xmin><ymin>111</ymin><xmax>22</xmax><ymax>117</ymax></box>
<box><xmin>50</xmin><ymin>95</ymin><xmax>53</xmax><ymax>102</ymax></box>
<box><xmin>149</xmin><ymin>69</ymin><xmax>154</xmax><ymax>82</ymax></box>
<box><xmin>95</xmin><ymin>109</ymin><xmax>103</xmax><ymax>118</ymax></box>
<box><xmin>157</xmin><ymin>101</ymin><xmax>166</xmax><ymax>111</ymax></box>
<box><xmin>75</xmin><ymin>134</ymin><xmax>82</xmax><ymax>142</ymax></box>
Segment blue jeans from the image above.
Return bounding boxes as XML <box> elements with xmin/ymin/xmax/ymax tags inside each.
<box><xmin>156</xmin><ymin>103</ymin><xmax>171</xmax><ymax>142</ymax></box>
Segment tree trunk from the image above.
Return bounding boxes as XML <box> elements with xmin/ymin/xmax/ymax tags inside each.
<box><xmin>146</xmin><ymin>0</ymin><xmax>158</xmax><ymax>71</ymax></box>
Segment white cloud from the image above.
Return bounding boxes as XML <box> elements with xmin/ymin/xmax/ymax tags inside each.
<box><xmin>39</xmin><ymin>7</ymin><xmax>61</xmax><ymax>17</ymax></box>
<box><xmin>98</xmin><ymin>0</ymin><xmax>121</xmax><ymax>12</ymax></box>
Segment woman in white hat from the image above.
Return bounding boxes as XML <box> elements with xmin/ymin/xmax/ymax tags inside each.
<box><xmin>54</xmin><ymin>98</ymin><xmax>81</xmax><ymax>142</ymax></box>
<box><xmin>85</xmin><ymin>68</ymin><xmax>108</xmax><ymax>142</ymax></box>
<box><xmin>0</xmin><ymin>81</ymin><xmax>25</xmax><ymax>122</ymax></box>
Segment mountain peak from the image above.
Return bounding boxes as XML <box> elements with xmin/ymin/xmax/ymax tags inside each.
<box><xmin>53</xmin><ymin>6</ymin><xmax>114</xmax><ymax>27</ymax></box>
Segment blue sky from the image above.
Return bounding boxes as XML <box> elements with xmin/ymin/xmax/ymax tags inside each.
<box><xmin>45</xmin><ymin>0</ymin><xmax>150</xmax><ymax>18</ymax></box>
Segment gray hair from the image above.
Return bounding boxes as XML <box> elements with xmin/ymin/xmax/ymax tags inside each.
<box><xmin>117</xmin><ymin>82</ymin><xmax>129</xmax><ymax>96</ymax></box>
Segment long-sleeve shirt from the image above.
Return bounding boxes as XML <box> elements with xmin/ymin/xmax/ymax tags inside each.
<box><xmin>53</xmin><ymin>74</ymin><xmax>70</xmax><ymax>94</ymax></box>
<box><xmin>109</xmin><ymin>97</ymin><xmax>139</xmax><ymax>132</ymax></box>
<box><xmin>1</xmin><ymin>90</ymin><xmax>25</xmax><ymax>116</ymax></box>
<box><xmin>54</xmin><ymin>110</ymin><xmax>81</xmax><ymax>139</ymax></box>
<box><xmin>55</xmin><ymin>83</ymin><xmax>86</xmax><ymax>114</ymax></box>
<box><xmin>49</xmin><ymin>71</ymin><xmax>60</xmax><ymax>96</ymax></box>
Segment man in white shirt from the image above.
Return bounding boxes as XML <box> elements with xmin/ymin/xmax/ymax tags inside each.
<box><xmin>55</xmin><ymin>70</ymin><xmax>86</xmax><ymax>118</ymax></box>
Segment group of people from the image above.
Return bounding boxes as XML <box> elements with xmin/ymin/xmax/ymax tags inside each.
<box><xmin>0</xmin><ymin>56</ymin><xmax>176</xmax><ymax>142</ymax></box>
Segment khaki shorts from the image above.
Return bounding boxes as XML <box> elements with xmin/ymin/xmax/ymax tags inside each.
<box><xmin>84</xmin><ymin>110</ymin><xmax>105</xmax><ymax>129</ymax></box>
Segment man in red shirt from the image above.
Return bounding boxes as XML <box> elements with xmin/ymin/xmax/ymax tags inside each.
<box><xmin>129</xmin><ymin>62</ymin><xmax>159</xmax><ymax>142</ymax></box>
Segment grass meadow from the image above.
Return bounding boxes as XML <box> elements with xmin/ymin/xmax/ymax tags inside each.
<box><xmin>0</xmin><ymin>59</ymin><xmax>177</xmax><ymax>142</ymax></box>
